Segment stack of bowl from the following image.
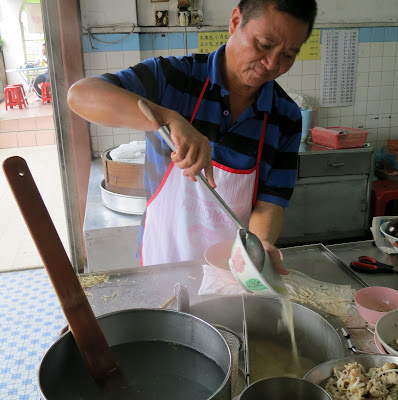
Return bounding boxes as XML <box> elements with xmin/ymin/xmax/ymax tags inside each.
<box><xmin>355</xmin><ymin>286</ymin><xmax>398</xmax><ymax>354</ymax></box>
<box><xmin>380</xmin><ymin>221</ymin><xmax>398</xmax><ymax>248</ymax></box>
<box><xmin>376</xmin><ymin>309</ymin><xmax>398</xmax><ymax>356</ymax></box>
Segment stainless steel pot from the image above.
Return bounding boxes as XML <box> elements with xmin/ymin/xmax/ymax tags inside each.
<box><xmin>190</xmin><ymin>296</ymin><xmax>351</xmax><ymax>387</ymax></box>
<box><xmin>100</xmin><ymin>180</ymin><xmax>146</xmax><ymax>215</ymax></box>
<box><xmin>191</xmin><ymin>296</ymin><xmax>350</xmax><ymax>360</ymax></box>
<box><xmin>238</xmin><ymin>377</ymin><xmax>332</xmax><ymax>400</ymax></box>
<box><xmin>243</xmin><ymin>296</ymin><xmax>351</xmax><ymax>367</ymax></box>
<box><xmin>304</xmin><ymin>354</ymin><xmax>398</xmax><ymax>387</ymax></box>
<box><xmin>39</xmin><ymin>309</ymin><xmax>232</xmax><ymax>400</ymax></box>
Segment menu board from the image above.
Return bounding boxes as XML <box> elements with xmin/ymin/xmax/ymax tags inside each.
<box><xmin>296</xmin><ymin>29</ymin><xmax>321</xmax><ymax>61</ymax></box>
<box><xmin>198</xmin><ymin>30</ymin><xmax>321</xmax><ymax>61</ymax></box>
<box><xmin>198</xmin><ymin>32</ymin><xmax>230</xmax><ymax>54</ymax></box>
<box><xmin>320</xmin><ymin>29</ymin><xmax>359</xmax><ymax>107</ymax></box>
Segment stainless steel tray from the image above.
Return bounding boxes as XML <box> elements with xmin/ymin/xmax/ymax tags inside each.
<box><xmin>281</xmin><ymin>243</ymin><xmax>367</xmax><ymax>290</ymax></box>
<box><xmin>82</xmin><ymin>243</ymin><xmax>369</xmax><ymax>318</ymax></box>
<box><xmin>100</xmin><ymin>179</ymin><xmax>146</xmax><ymax>215</ymax></box>
<box><xmin>327</xmin><ymin>240</ymin><xmax>398</xmax><ymax>289</ymax></box>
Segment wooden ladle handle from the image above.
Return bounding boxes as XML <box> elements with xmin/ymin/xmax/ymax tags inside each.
<box><xmin>2</xmin><ymin>156</ymin><xmax>118</xmax><ymax>380</ymax></box>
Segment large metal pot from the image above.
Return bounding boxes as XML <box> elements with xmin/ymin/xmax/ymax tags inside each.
<box><xmin>190</xmin><ymin>296</ymin><xmax>351</xmax><ymax>385</ymax></box>
<box><xmin>39</xmin><ymin>309</ymin><xmax>232</xmax><ymax>400</ymax></box>
<box><xmin>243</xmin><ymin>296</ymin><xmax>350</xmax><ymax>367</ymax></box>
<box><xmin>304</xmin><ymin>354</ymin><xmax>398</xmax><ymax>386</ymax></box>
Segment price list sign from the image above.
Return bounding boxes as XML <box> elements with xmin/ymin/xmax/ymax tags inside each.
<box><xmin>198</xmin><ymin>31</ymin><xmax>230</xmax><ymax>54</ymax></box>
<box><xmin>320</xmin><ymin>29</ymin><xmax>359</xmax><ymax>107</ymax></box>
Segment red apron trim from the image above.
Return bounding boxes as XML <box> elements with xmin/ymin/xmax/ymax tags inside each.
<box><xmin>212</xmin><ymin>159</ymin><xmax>256</xmax><ymax>175</ymax></box>
<box><xmin>140</xmin><ymin>217</ymin><xmax>146</xmax><ymax>266</ymax></box>
<box><xmin>146</xmin><ymin>160</ymin><xmax>175</xmax><ymax>209</ymax></box>
<box><xmin>190</xmin><ymin>77</ymin><xmax>210</xmax><ymax>124</ymax></box>
<box><xmin>141</xmin><ymin>74</ymin><xmax>268</xmax><ymax>264</ymax></box>
<box><xmin>145</xmin><ymin>76</ymin><xmax>211</xmax><ymax>211</ymax></box>
<box><xmin>252</xmin><ymin>113</ymin><xmax>268</xmax><ymax>206</ymax></box>
<box><xmin>140</xmin><ymin>162</ymin><xmax>176</xmax><ymax>266</ymax></box>
<box><xmin>141</xmin><ymin>79</ymin><xmax>209</xmax><ymax>265</ymax></box>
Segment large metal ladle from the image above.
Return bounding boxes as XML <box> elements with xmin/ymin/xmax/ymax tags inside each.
<box><xmin>138</xmin><ymin>99</ymin><xmax>265</xmax><ymax>272</ymax></box>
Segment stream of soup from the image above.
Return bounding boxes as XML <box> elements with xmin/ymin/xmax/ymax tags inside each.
<box><xmin>249</xmin><ymin>338</ymin><xmax>316</xmax><ymax>382</ymax></box>
<box><xmin>249</xmin><ymin>294</ymin><xmax>311</xmax><ymax>382</ymax></box>
<box><xmin>280</xmin><ymin>295</ymin><xmax>300</xmax><ymax>368</ymax></box>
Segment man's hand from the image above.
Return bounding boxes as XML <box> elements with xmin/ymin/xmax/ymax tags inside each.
<box><xmin>67</xmin><ymin>79</ymin><xmax>215</xmax><ymax>187</ymax></box>
<box><xmin>249</xmin><ymin>201</ymin><xmax>289</xmax><ymax>275</ymax></box>
<box><xmin>261</xmin><ymin>240</ymin><xmax>289</xmax><ymax>275</ymax></box>
<box><xmin>167</xmin><ymin>117</ymin><xmax>216</xmax><ymax>188</ymax></box>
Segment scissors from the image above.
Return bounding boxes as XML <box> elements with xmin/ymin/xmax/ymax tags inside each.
<box><xmin>350</xmin><ymin>256</ymin><xmax>398</xmax><ymax>274</ymax></box>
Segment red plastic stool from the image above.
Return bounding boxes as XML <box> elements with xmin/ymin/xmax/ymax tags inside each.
<box><xmin>371</xmin><ymin>180</ymin><xmax>398</xmax><ymax>216</ymax></box>
<box><xmin>7</xmin><ymin>84</ymin><xmax>28</xmax><ymax>105</ymax></box>
<box><xmin>40</xmin><ymin>82</ymin><xmax>51</xmax><ymax>104</ymax></box>
<box><xmin>4</xmin><ymin>86</ymin><xmax>28</xmax><ymax>110</ymax></box>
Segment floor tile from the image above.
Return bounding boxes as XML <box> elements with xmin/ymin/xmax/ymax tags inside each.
<box><xmin>0</xmin><ymin>269</ymin><xmax>66</xmax><ymax>400</ymax></box>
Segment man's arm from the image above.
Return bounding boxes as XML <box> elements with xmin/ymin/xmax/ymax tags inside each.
<box><xmin>67</xmin><ymin>77</ymin><xmax>215</xmax><ymax>186</ymax></box>
<box><xmin>249</xmin><ymin>200</ymin><xmax>289</xmax><ymax>275</ymax></box>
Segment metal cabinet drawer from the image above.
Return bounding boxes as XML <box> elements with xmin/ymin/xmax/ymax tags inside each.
<box><xmin>299</xmin><ymin>151</ymin><xmax>371</xmax><ymax>178</ymax></box>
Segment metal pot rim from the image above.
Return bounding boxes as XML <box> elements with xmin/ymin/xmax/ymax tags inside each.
<box><xmin>38</xmin><ymin>308</ymin><xmax>232</xmax><ymax>400</ymax></box>
<box><xmin>239</xmin><ymin>376</ymin><xmax>332</xmax><ymax>400</ymax></box>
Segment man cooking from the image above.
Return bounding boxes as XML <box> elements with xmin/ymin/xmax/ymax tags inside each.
<box><xmin>67</xmin><ymin>0</ymin><xmax>317</xmax><ymax>273</ymax></box>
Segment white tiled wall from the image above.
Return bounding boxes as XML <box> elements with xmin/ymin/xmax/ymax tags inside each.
<box><xmin>277</xmin><ymin>41</ymin><xmax>398</xmax><ymax>151</ymax></box>
<box><xmin>85</xmin><ymin>47</ymin><xmax>196</xmax><ymax>157</ymax></box>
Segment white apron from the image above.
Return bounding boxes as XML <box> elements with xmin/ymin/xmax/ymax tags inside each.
<box><xmin>141</xmin><ymin>78</ymin><xmax>267</xmax><ymax>266</ymax></box>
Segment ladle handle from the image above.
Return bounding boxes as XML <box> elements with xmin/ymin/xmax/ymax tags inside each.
<box><xmin>2</xmin><ymin>156</ymin><xmax>118</xmax><ymax>381</ymax></box>
<box><xmin>138</xmin><ymin>99</ymin><xmax>246</xmax><ymax>231</ymax></box>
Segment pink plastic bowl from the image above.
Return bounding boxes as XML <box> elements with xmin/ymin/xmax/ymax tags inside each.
<box><xmin>355</xmin><ymin>286</ymin><xmax>398</xmax><ymax>327</ymax></box>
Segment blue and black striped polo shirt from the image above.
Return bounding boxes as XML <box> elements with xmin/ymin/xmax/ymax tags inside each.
<box><xmin>100</xmin><ymin>44</ymin><xmax>302</xmax><ymax>208</ymax></box>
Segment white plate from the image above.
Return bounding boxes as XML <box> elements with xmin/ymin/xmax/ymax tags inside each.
<box><xmin>375</xmin><ymin>309</ymin><xmax>398</xmax><ymax>356</ymax></box>
<box><xmin>204</xmin><ymin>240</ymin><xmax>234</xmax><ymax>271</ymax></box>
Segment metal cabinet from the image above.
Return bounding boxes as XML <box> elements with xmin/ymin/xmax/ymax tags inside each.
<box><xmin>277</xmin><ymin>143</ymin><xmax>374</xmax><ymax>246</ymax></box>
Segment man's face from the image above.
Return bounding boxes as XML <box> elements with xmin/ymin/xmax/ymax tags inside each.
<box><xmin>226</xmin><ymin>5</ymin><xmax>309</xmax><ymax>89</ymax></box>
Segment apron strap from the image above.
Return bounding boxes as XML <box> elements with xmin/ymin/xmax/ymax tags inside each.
<box><xmin>189</xmin><ymin>75</ymin><xmax>268</xmax><ymax>207</ymax></box>
<box><xmin>190</xmin><ymin>77</ymin><xmax>210</xmax><ymax>124</ymax></box>
<box><xmin>252</xmin><ymin>112</ymin><xmax>268</xmax><ymax>206</ymax></box>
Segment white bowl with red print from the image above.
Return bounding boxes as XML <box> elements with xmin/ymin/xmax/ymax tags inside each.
<box><xmin>380</xmin><ymin>221</ymin><xmax>398</xmax><ymax>248</ymax></box>
<box><xmin>229</xmin><ymin>229</ymin><xmax>288</xmax><ymax>297</ymax></box>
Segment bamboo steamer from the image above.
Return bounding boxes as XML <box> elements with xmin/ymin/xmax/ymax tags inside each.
<box><xmin>101</xmin><ymin>148</ymin><xmax>145</xmax><ymax>197</ymax></box>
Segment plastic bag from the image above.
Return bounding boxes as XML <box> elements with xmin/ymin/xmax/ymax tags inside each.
<box><xmin>286</xmin><ymin>90</ymin><xmax>312</xmax><ymax>110</ymax></box>
<box><xmin>375</xmin><ymin>147</ymin><xmax>398</xmax><ymax>172</ymax></box>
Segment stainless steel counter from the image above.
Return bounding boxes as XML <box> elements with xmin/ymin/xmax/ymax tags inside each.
<box><xmin>298</xmin><ymin>141</ymin><xmax>373</xmax><ymax>156</ymax></box>
<box><xmin>84</xmin><ymin>240</ymin><xmax>397</xmax><ymax>314</ymax></box>
<box><xmin>327</xmin><ymin>240</ymin><xmax>398</xmax><ymax>289</ymax></box>
<box><xmin>83</xmin><ymin>159</ymin><xmax>142</xmax><ymax>272</ymax></box>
